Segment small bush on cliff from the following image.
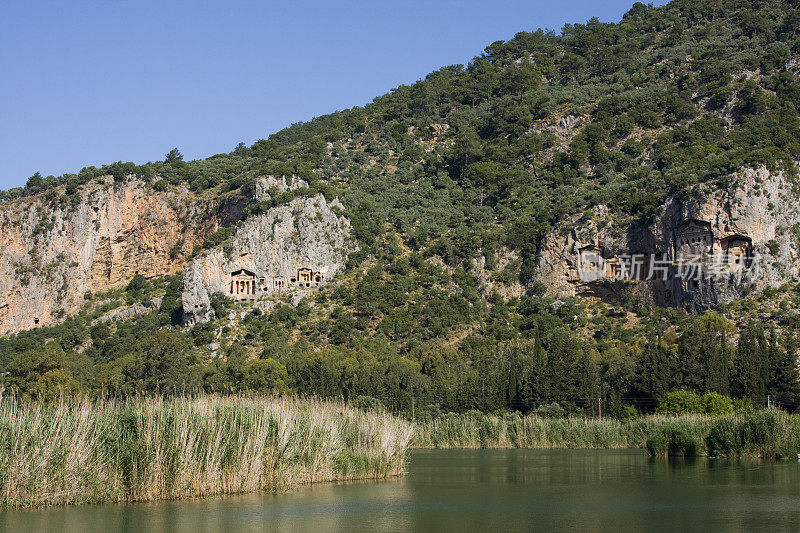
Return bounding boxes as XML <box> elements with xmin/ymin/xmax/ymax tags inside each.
<box><xmin>126</xmin><ymin>273</ymin><xmax>146</xmax><ymax>293</ymax></box>
<box><xmin>203</xmin><ymin>227</ymin><xmax>234</xmax><ymax>249</ymax></box>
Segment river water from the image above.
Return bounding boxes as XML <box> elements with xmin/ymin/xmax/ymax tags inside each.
<box><xmin>2</xmin><ymin>449</ymin><xmax>799</xmax><ymax>532</ymax></box>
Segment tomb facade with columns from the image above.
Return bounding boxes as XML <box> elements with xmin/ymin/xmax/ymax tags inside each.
<box><xmin>181</xmin><ymin>194</ymin><xmax>357</xmax><ymax>326</ymax></box>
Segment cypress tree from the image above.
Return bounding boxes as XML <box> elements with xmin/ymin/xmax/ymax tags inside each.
<box><xmin>705</xmin><ymin>326</ymin><xmax>732</xmax><ymax>396</ymax></box>
<box><xmin>633</xmin><ymin>334</ymin><xmax>675</xmax><ymax>403</ymax></box>
<box><xmin>731</xmin><ymin>322</ymin><xmax>768</xmax><ymax>401</ymax></box>
<box><xmin>677</xmin><ymin>312</ymin><xmax>733</xmax><ymax>394</ymax></box>
<box><xmin>767</xmin><ymin>330</ymin><xmax>800</xmax><ymax>410</ymax></box>
<box><xmin>525</xmin><ymin>330</ymin><xmax>550</xmax><ymax>406</ymax></box>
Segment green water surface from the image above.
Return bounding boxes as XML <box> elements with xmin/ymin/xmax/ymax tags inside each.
<box><xmin>2</xmin><ymin>449</ymin><xmax>799</xmax><ymax>532</ymax></box>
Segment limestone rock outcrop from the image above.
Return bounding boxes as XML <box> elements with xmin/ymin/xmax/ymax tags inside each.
<box><xmin>0</xmin><ymin>178</ymin><xmax>222</xmax><ymax>334</ymax></box>
<box><xmin>254</xmin><ymin>175</ymin><xmax>309</xmax><ymax>202</ymax></box>
<box><xmin>181</xmin><ymin>194</ymin><xmax>355</xmax><ymax>325</ymax></box>
<box><xmin>0</xmin><ymin>173</ymin><xmax>353</xmax><ymax>334</ymax></box>
<box><xmin>2</xmin><ymin>159</ymin><xmax>797</xmax><ymax>335</ymax></box>
<box><xmin>533</xmin><ymin>166</ymin><xmax>800</xmax><ymax>309</ymax></box>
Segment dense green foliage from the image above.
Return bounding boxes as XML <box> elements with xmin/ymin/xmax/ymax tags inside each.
<box><xmin>2</xmin><ymin>281</ymin><xmax>799</xmax><ymax>417</ymax></box>
<box><xmin>2</xmin><ymin>0</ymin><xmax>800</xmax><ymax>417</ymax></box>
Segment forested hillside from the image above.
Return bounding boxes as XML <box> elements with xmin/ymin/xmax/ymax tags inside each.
<box><xmin>1</xmin><ymin>0</ymin><xmax>800</xmax><ymax>415</ymax></box>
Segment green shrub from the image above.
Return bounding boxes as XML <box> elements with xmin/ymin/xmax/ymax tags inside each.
<box><xmin>657</xmin><ymin>391</ymin><xmax>702</xmax><ymax>414</ymax></box>
<box><xmin>701</xmin><ymin>392</ymin><xmax>734</xmax><ymax>415</ymax></box>
<box><xmin>125</xmin><ymin>273</ymin><xmax>146</xmax><ymax>293</ymax></box>
<box><xmin>705</xmin><ymin>418</ymin><xmax>740</xmax><ymax>456</ymax></box>
<box><xmin>354</xmin><ymin>396</ymin><xmax>385</xmax><ymax>412</ymax></box>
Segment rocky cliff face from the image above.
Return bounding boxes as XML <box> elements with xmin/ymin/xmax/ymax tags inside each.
<box><xmin>2</xmin><ymin>161</ymin><xmax>796</xmax><ymax>335</ymax></box>
<box><xmin>0</xmin><ymin>172</ymin><xmax>355</xmax><ymax>335</ymax></box>
<box><xmin>181</xmin><ymin>193</ymin><xmax>356</xmax><ymax>326</ymax></box>
<box><xmin>0</xmin><ymin>178</ymin><xmax>224</xmax><ymax>334</ymax></box>
<box><xmin>533</xmin><ymin>166</ymin><xmax>800</xmax><ymax>309</ymax></box>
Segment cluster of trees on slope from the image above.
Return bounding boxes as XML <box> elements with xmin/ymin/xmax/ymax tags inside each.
<box><xmin>2</xmin><ymin>0</ymin><xmax>800</xmax><ymax>414</ymax></box>
<box><xmin>2</xmin><ymin>270</ymin><xmax>799</xmax><ymax>418</ymax></box>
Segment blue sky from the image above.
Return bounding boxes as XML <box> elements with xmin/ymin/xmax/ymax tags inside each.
<box><xmin>0</xmin><ymin>0</ymin><xmax>667</xmax><ymax>190</ymax></box>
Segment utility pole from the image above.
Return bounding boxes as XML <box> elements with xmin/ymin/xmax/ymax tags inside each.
<box><xmin>598</xmin><ymin>397</ymin><xmax>602</xmax><ymax>421</ymax></box>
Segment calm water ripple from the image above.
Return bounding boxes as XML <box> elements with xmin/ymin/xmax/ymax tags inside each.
<box><xmin>2</xmin><ymin>449</ymin><xmax>799</xmax><ymax>532</ymax></box>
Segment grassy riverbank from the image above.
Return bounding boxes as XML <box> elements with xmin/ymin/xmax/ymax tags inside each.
<box><xmin>4</xmin><ymin>397</ymin><xmax>799</xmax><ymax>509</ymax></box>
<box><xmin>413</xmin><ymin>410</ymin><xmax>800</xmax><ymax>459</ymax></box>
<box><xmin>0</xmin><ymin>395</ymin><xmax>413</xmax><ymax>508</ymax></box>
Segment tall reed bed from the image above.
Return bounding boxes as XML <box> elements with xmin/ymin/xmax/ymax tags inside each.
<box><xmin>0</xmin><ymin>395</ymin><xmax>414</xmax><ymax>508</ymax></box>
<box><xmin>413</xmin><ymin>412</ymin><xmax>678</xmax><ymax>449</ymax></box>
<box><xmin>647</xmin><ymin>409</ymin><xmax>800</xmax><ymax>459</ymax></box>
<box><xmin>413</xmin><ymin>410</ymin><xmax>800</xmax><ymax>459</ymax></box>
